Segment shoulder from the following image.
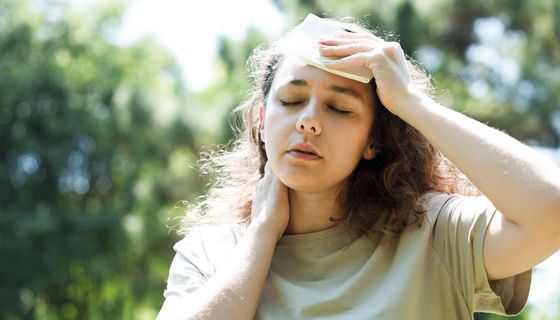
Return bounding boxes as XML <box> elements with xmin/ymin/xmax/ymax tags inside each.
<box><xmin>163</xmin><ymin>224</ymin><xmax>245</xmax><ymax>300</ymax></box>
<box><xmin>175</xmin><ymin>223</ymin><xmax>245</xmax><ymax>255</ymax></box>
<box><xmin>173</xmin><ymin>223</ymin><xmax>246</xmax><ymax>273</ymax></box>
<box><xmin>416</xmin><ymin>192</ymin><xmax>531</xmax><ymax>315</ymax></box>
<box><xmin>417</xmin><ymin>191</ymin><xmax>495</xmax><ymax>225</ymax></box>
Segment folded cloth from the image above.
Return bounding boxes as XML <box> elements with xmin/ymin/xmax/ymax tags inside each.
<box><xmin>288</xmin><ymin>13</ymin><xmax>374</xmax><ymax>83</ymax></box>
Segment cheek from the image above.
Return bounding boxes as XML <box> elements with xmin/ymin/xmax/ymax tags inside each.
<box><xmin>263</xmin><ymin>107</ymin><xmax>293</xmax><ymax>143</ymax></box>
<box><xmin>262</xmin><ymin>115</ymin><xmax>275</xmax><ymax>146</ymax></box>
<box><xmin>333</xmin><ymin>142</ymin><xmax>363</xmax><ymax>166</ymax></box>
<box><xmin>263</xmin><ymin>127</ymin><xmax>284</xmax><ymax>178</ymax></box>
<box><xmin>263</xmin><ymin>133</ymin><xmax>274</xmax><ymax>160</ymax></box>
<box><xmin>263</xmin><ymin>117</ymin><xmax>283</xmax><ymax>160</ymax></box>
<box><xmin>335</xmin><ymin>126</ymin><xmax>371</xmax><ymax>158</ymax></box>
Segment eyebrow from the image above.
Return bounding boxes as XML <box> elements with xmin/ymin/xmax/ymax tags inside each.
<box><xmin>285</xmin><ymin>79</ymin><xmax>364</xmax><ymax>101</ymax></box>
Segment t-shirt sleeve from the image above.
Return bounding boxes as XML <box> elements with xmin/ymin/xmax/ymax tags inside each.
<box><xmin>162</xmin><ymin>224</ymin><xmax>244</xmax><ymax>301</ymax></box>
<box><xmin>163</xmin><ymin>229</ymin><xmax>212</xmax><ymax>300</ymax></box>
<box><xmin>425</xmin><ymin>193</ymin><xmax>532</xmax><ymax>315</ymax></box>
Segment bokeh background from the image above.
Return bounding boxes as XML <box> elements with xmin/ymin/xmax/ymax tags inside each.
<box><xmin>1</xmin><ymin>0</ymin><xmax>559</xmax><ymax>319</ymax></box>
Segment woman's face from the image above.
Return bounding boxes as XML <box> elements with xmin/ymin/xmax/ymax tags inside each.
<box><xmin>263</xmin><ymin>55</ymin><xmax>376</xmax><ymax>194</ymax></box>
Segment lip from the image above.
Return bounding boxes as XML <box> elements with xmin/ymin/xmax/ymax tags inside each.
<box><xmin>288</xmin><ymin>143</ymin><xmax>322</xmax><ymax>160</ymax></box>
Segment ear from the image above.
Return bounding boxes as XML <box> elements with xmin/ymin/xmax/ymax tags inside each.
<box><xmin>363</xmin><ymin>141</ymin><xmax>377</xmax><ymax>160</ymax></box>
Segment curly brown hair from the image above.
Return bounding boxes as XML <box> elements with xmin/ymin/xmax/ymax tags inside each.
<box><xmin>180</xmin><ymin>17</ymin><xmax>476</xmax><ymax>236</ymax></box>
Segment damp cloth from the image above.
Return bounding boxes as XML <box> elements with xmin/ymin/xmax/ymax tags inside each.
<box><xmin>289</xmin><ymin>13</ymin><xmax>374</xmax><ymax>83</ymax></box>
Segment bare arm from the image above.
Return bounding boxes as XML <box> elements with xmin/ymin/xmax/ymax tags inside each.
<box><xmin>398</xmin><ymin>92</ymin><xmax>560</xmax><ymax>280</ymax></box>
<box><xmin>320</xmin><ymin>33</ymin><xmax>560</xmax><ymax>280</ymax></box>
<box><xmin>158</xmin><ymin>168</ymin><xmax>289</xmax><ymax>319</ymax></box>
<box><xmin>157</xmin><ymin>224</ymin><xmax>278</xmax><ymax>320</ymax></box>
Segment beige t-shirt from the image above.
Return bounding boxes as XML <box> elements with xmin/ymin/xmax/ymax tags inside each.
<box><xmin>163</xmin><ymin>193</ymin><xmax>532</xmax><ymax>319</ymax></box>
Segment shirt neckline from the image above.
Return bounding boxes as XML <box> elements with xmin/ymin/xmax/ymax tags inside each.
<box><xmin>277</xmin><ymin>223</ymin><xmax>355</xmax><ymax>246</ymax></box>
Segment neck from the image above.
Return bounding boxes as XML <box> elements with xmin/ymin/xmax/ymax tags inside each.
<box><xmin>284</xmin><ymin>187</ymin><xmax>342</xmax><ymax>235</ymax></box>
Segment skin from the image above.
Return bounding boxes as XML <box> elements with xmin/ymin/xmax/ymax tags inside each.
<box><xmin>261</xmin><ymin>55</ymin><xmax>376</xmax><ymax>235</ymax></box>
<box><xmin>318</xmin><ymin>32</ymin><xmax>560</xmax><ymax>280</ymax></box>
<box><xmin>158</xmin><ymin>31</ymin><xmax>560</xmax><ymax>319</ymax></box>
<box><xmin>157</xmin><ymin>53</ymin><xmax>378</xmax><ymax>320</ymax></box>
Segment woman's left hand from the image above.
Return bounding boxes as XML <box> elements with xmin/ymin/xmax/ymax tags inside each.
<box><xmin>319</xmin><ymin>33</ymin><xmax>420</xmax><ymax>116</ymax></box>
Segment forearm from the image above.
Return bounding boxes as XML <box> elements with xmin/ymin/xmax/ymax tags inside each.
<box><xmin>158</xmin><ymin>223</ymin><xmax>277</xmax><ymax>320</ymax></box>
<box><xmin>398</xmin><ymin>91</ymin><xmax>560</xmax><ymax>228</ymax></box>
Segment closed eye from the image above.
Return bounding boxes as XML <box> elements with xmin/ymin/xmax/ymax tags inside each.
<box><xmin>328</xmin><ymin>105</ymin><xmax>351</xmax><ymax>115</ymax></box>
<box><xmin>280</xmin><ymin>100</ymin><xmax>303</xmax><ymax>106</ymax></box>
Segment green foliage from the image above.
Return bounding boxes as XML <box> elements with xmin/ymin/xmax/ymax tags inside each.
<box><xmin>0</xmin><ymin>0</ymin><xmax>201</xmax><ymax>318</ymax></box>
<box><xmin>1</xmin><ymin>0</ymin><xmax>559</xmax><ymax>318</ymax></box>
<box><xmin>475</xmin><ymin>309</ymin><xmax>532</xmax><ymax>320</ymax></box>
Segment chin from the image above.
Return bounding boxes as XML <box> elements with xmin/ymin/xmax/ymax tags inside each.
<box><xmin>287</xmin><ymin>184</ymin><xmax>322</xmax><ymax>193</ymax></box>
<box><xmin>281</xmin><ymin>176</ymin><xmax>338</xmax><ymax>194</ymax></box>
<box><xmin>277</xmin><ymin>174</ymin><xmax>312</xmax><ymax>191</ymax></box>
<box><xmin>272</xmin><ymin>164</ymin><xmax>343</xmax><ymax>193</ymax></box>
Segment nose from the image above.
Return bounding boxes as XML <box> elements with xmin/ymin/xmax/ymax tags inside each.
<box><xmin>295</xmin><ymin>102</ymin><xmax>322</xmax><ymax>135</ymax></box>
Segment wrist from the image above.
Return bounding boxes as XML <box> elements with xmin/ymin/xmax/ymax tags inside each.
<box><xmin>391</xmin><ymin>86</ymin><xmax>435</xmax><ymax>121</ymax></box>
<box><xmin>248</xmin><ymin>218</ymin><xmax>285</xmax><ymax>242</ymax></box>
<box><xmin>393</xmin><ymin>84</ymin><xmax>425</xmax><ymax>109</ymax></box>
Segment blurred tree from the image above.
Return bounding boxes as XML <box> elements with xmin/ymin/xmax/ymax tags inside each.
<box><xmin>474</xmin><ymin>311</ymin><xmax>530</xmax><ymax>320</ymax></box>
<box><xmin>2</xmin><ymin>0</ymin><xmax>557</xmax><ymax>318</ymax></box>
<box><xmin>190</xmin><ymin>27</ymin><xmax>270</xmax><ymax>145</ymax></box>
<box><xmin>0</xmin><ymin>0</ymin><xmax>201</xmax><ymax>318</ymax></box>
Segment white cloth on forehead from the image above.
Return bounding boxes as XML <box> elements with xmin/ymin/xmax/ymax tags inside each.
<box><xmin>288</xmin><ymin>13</ymin><xmax>374</xmax><ymax>83</ymax></box>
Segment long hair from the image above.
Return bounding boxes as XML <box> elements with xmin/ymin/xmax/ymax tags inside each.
<box><xmin>180</xmin><ymin>17</ymin><xmax>476</xmax><ymax>236</ymax></box>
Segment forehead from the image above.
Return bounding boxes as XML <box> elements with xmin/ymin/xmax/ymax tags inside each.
<box><xmin>271</xmin><ymin>55</ymin><xmax>374</xmax><ymax>101</ymax></box>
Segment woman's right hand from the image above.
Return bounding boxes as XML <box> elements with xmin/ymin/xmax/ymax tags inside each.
<box><xmin>158</xmin><ymin>165</ymin><xmax>289</xmax><ymax>320</ymax></box>
<box><xmin>251</xmin><ymin>165</ymin><xmax>290</xmax><ymax>241</ymax></box>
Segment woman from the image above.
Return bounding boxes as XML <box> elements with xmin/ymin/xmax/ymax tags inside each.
<box><xmin>158</xmin><ymin>15</ymin><xmax>560</xmax><ymax>319</ymax></box>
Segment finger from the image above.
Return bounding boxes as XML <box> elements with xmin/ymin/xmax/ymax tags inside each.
<box><xmin>257</xmin><ymin>163</ymin><xmax>271</xmax><ymax>186</ymax></box>
<box><xmin>389</xmin><ymin>42</ymin><xmax>408</xmax><ymax>66</ymax></box>
<box><xmin>382</xmin><ymin>42</ymin><xmax>410</xmax><ymax>77</ymax></box>
<box><xmin>330</xmin><ymin>31</ymin><xmax>383</xmax><ymax>42</ymax></box>
<box><xmin>262</xmin><ymin>163</ymin><xmax>282</xmax><ymax>188</ymax></box>
<box><xmin>318</xmin><ymin>37</ymin><xmax>378</xmax><ymax>47</ymax></box>
<box><xmin>262</xmin><ymin>165</ymin><xmax>286</xmax><ymax>191</ymax></box>
<box><xmin>319</xmin><ymin>43</ymin><xmax>374</xmax><ymax>57</ymax></box>
<box><xmin>382</xmin><ymin>42</ymin><xmax>404</xmax><ymax>61</ymax></box>
<box><xmin>323</xmin><ymin>43</ymin><xmax>406</xmax><ymax>71</ymax></box>
<box><xmin>324</xmin><ymin>50</ymin><xmax>380</xmax><ymax>70</ymax></box>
